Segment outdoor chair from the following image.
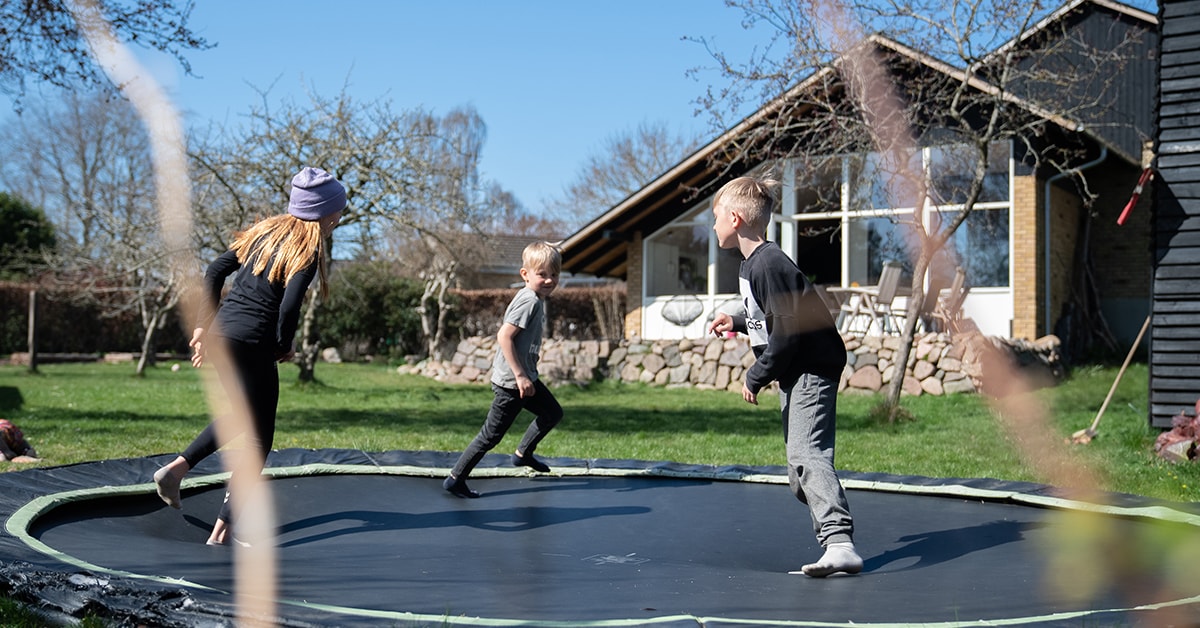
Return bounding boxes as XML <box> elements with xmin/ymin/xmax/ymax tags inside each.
<box><xmin>930</xmin><ymin>267</ymin><xmax>969</xmax><ymax>334</ymax></box>
<box><xmin>870</xmin><ymin>261</ymin><xmax>905</xmax><ymax>334</ymax></box>
<box><xmin>835</xmin><ymin>261</ymin><xmax>904</xmax><ymax>335</ymax></box>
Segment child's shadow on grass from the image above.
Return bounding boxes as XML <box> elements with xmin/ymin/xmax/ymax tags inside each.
<box><xmin>0</xmin><ymin>386</ymin><xmax>23</xmax><ymax>412</ymax></box>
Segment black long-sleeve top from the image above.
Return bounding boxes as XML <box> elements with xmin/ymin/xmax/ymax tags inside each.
<box><xmin>198</xmin><ymin>249</ymin><xmax>318</xmax><ymax>355</ymax></box>
<box><xmin>731</xmin><ymin>242</ymin><xmax>847</xmax><ymax>392</ymax></box>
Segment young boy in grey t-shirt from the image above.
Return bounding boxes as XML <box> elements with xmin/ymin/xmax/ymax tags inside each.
<box><xmin>444</xmin><ymin>242</ymin><xmax>564</xmax><ymax>498</ymax></box>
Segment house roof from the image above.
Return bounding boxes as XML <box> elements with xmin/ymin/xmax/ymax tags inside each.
<box><xmin>980</xmin><ymin>0</ymin><xmax>1156</xmax><ymax>66</ymax></box>
<box><xmin>559</xmin><ymin>0</ymin><xmax>1150</xmax><ymax>279</ymax></box>
<box><xmin>474</xmin><ymin>234</ymin><xmax>553</xmax><ymax>275</ymax></box>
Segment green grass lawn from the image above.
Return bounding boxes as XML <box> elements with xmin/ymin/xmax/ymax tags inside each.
<box><xmin>0</xmin><ymin>359</ymin><xmax>1196</xmax><ymax>503</ymax></box>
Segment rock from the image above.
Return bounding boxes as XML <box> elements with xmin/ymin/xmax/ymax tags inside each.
<box><xmin>847</xmin><ymin>365</ymin><xmax>883</xmax><ymax>391</ymax></box>
<box><xmin>642</xmin><ymin>353</ymin><xmax>666</xmax><ymax>374</ymax></box>
<box><xmin>1159</xmin><ymin>439</ymin><xmax>1194</xmax><ymax>463</ymax></box>
<box><xmin>921</xmin><ymin>377</ymin><xmax>944</xmax><ymax>396</ymax></box>
<box><xmin>942</xmin><ymin>378</ymin><xmax>976</xmax><ymax>395</ymax></box>
<box><xmin>913</xmin><ymin>360</ymin><xmax>935</xmax><ymax>380</ymax></box>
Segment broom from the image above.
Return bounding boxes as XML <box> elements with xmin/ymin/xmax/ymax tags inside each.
<box><xmin>1070</xmin><ymin>314</ymin><xmax>1150</xmax><ymax>444</ymax></box>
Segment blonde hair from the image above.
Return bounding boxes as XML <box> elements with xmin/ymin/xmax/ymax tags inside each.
<box><xmin>522</xmin><ymin>241</ymin><xmax>562</xmax><ymax>274</ymax></box>
<box><xmin>229</xmin><ymin>214</ymin><xmax>330</xmax><ymax>298</ymax></box>
<box><xmin>713</xmin><ymin>176</ymin><xmax>780</xmax><ymax>231</ymax></box>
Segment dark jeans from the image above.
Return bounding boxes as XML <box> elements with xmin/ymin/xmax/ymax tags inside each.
<box><xmin>450</xmin><ymin>380</ymin><xmax>563</xmax><ymax>480</ymax></box>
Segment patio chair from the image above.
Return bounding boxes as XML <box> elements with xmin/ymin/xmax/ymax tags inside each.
<box><xmin>870</xmin><ymin>261</ymin><xmax>906</xmax><ymax>334</ymax></box>
<box><xmin>930</xmin><ymin>267</ymin><xmax>969</xmax><ymax>334</ymax></box>
<box><xmin>916</xmin><ymin>272</ymin><xmax>949</xmax><ymax>333</ymax></box>
<box><xmin>836</xmin><ymin>261</ymin><xmax>905</xmax><ymax>335</ymax></box>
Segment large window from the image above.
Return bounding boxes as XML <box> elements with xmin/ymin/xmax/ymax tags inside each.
<box><xmin>802</xmin><ymin>140</ymin><xmax>1011</xmax><ymax>289</ymax></box>
<box><xmin>644</xmin><ymin>140</ymin><xmax>1012</xmax><ymax>300</ymax></box>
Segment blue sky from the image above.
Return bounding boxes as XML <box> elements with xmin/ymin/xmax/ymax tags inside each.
<box><xmin>132</xmin><ymin>1</ymin><xmax>766</xmax><ymax>216</ymax></box>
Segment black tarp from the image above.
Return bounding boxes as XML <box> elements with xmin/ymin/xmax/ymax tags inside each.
<box><xmin>2</xmin><ymin>449</ymin><xmax>1199</xmax><ymax>626</ymax></box>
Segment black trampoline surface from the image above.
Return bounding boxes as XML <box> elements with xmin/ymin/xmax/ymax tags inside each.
<box><xmin>2</xmin><ymin>449</ymin><xmax>1200</xmax><ymax>627</ymax></box>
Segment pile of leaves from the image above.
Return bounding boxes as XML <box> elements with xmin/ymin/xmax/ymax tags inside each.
<box><xmin>1154</xmin><ymin>401</ymin><xmax>1200</xmax><ymax>463</ymax></box>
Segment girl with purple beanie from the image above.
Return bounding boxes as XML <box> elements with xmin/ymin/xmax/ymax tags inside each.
<box><xmin>152</xmin><ymin>167</ymin><xmax>345</xmax><ymax>546</ymax></box>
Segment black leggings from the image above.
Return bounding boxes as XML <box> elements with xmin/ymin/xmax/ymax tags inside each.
<box><xmin>181</xmin><ymin>339</ymin><xmax>279</xmax><ymax>523</ymax></box>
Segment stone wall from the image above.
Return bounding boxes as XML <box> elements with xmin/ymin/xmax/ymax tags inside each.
<box><xmin>396</xmin><ymin>331</ymin><xmax>1064</xmax><ymax>397</ymax></box>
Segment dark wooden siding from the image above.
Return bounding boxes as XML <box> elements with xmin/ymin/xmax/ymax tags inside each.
<box><xmin>1154</xmin><ymin>0</ymin><xmax>1200</xmax><ymax>427</ymax></box>
<box><xmin>1073</xmin><ymin>9</ymin><xmax>1158</xmax><ymax>160</ymax></box>
<box><xmin>1008</xmin><ymin>4</ymin><xmax>1157</xmax><ymax>161</ymax></box>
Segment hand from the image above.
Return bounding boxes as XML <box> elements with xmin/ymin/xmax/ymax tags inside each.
<box><xmin>515</xmin><ymin>374</ymin><xmax>535</xmax><ymax>399</ymax></box>
<box><xmin>708</xmin><ymin>312</ymin><xmax>733</xmax><ymax>337</ymax></box>
<box><xmin>189</xmin><ymin>328</ymin><xmax>205</xmax><ymax>368</ymax></box>
<box><xmin>742</xmin><ymin>384</ymin><xmax>758</xmax><ymax>405</ymax></box>
<box><xmin>277</xmin><ymin>350</ymin><xmax>296</xmax><ymax>363</ymax></box>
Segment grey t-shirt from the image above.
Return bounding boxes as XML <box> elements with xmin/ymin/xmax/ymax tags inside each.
<box><xmin>490</xmin><ymin>286</ymin><xmax>544</xmax><ymax>388</ymax></box>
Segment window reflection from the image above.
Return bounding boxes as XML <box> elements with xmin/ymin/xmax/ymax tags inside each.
<box><xmin>929</xmin><ymin>142</ymin><xmax>1009</xmax><ymax>204</ymax></box>
<box><xmin>937</xmin><ymin>208</ymin><xmax>1010</xmax><ymax>287</ymax></box>
<box><xmin>846</xmin><ymin>215</ymin><xmax>917</xmax><ymax>285</ymax></box>
<box><xmin>645</xmin><ymin>223</ymin><xmax>709</xmax><ymax>297</ymax></box>
<box><xmin>715</xmin><ymin>246</ymin><xmax>740</xmax><ymax>294</ymax></box>
<box><xmin>849</xmin><ymin>151</ymin><xmax>923</xmax><ymax>211</ymax></box>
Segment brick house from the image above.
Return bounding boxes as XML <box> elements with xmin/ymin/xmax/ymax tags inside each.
<box><xmin>559</xmin><ymin>0</ymin><xmax>1155</xmax><ymax>349</ymax></box>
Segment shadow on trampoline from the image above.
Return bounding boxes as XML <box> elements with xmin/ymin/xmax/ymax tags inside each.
<box><xmin>863</xmin><ymin>519</ymin><xmax>1049</xmax><ymax>573</ymax></box>
<box><xmin>279</xmin><ymin>503</ymin><xmax>654</xmax><ymax>546</ymax></box>
<box><xmin>1</xmin><ymin>448</ymin><xmax>1198</xmax><ymax>627</ymax></box>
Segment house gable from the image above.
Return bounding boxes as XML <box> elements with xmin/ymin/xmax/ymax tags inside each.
<box><xmin>561</xmin><ymin>0</ymin><xmax>1153</xmax><ymax>345</ymax></box>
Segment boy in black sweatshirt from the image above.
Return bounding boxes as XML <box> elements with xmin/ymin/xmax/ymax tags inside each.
<box><xmin>707</xmin><ymin>176</ymin><xmax>862</xmax><ymax>577</ymax></box>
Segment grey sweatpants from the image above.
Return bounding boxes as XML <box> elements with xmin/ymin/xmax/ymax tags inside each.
<box><xmin>780</xmin><ymin>372</ymin><xmax>854</xmax><ymax>547</ymax></box>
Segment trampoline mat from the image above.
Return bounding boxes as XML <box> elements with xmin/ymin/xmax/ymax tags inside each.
<box><xmin>3</xmin><ymin>449</ymin><xmax>1200</xmax><ymax>627</ymax></box>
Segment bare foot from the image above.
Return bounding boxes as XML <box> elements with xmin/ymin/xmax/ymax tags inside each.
<box><xmin>153</xmin><ymin>465</ymin><xmax>183</xmax><ymax>509</ymax></box>
<box><xmin>206</xmin><ymin>519</ymin><xmax>229</xmax><ymax>546</ymax></box>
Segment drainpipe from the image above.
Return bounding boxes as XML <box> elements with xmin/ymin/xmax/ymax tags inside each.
<box><xmin>1044</xmin><ymin>146</ymin><xmax>1106</xmax><ymax>335</ymax></box>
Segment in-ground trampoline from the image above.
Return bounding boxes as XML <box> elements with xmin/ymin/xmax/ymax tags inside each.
<box><xmin>1</xmin><ymin>448</ymin><xmax>1199</xmax><ymax>627</ymax></box>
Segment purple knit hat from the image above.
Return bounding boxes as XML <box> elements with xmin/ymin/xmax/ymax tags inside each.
<box><xmin>287</xmin><ymin>167</ymin><xmax>346</xmax><ymax>221</ymax></box>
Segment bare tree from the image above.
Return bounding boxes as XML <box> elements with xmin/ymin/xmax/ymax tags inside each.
<box><xmin>546</xmin><ymin>120</ymin><xmax>702</xmax><ymax>232</ymax></box>
<box><xmin>0</xmin><ymin>89</ymin><xmax>186</xmax><ymax>375</ymax></box>
<box><xmin>374</xmin><ymin>108</ymin><xmax>502</xmax><ymax>359</ymax></box>
<box><xmin>481</xmin><ymin>182</ymin><xmax>567</xmax><ymax>237</ymax></box>
<box><xmin>192</xmin><ymin>86</ymin><xmax>503</xmax><ymax>375</ymax></box>
<box><xmin>0</xmin><ymin>0</ymin><xmax>210</xmax><ymax>110</ymax></box>
<box><xmin>696</xmin><ymin>0</ymin><xmax>1150</xmax><ymax>420</ymax></box>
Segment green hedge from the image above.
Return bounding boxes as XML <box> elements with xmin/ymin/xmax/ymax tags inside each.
<box><xmin>0</xmin><ymin>282</ymin><xmax>188</xmax><ymax>355</ymax></box>
<box><xmin>452</xmin><ymin>285</ymin><xmax>626</xmax><ymax>341</ymax></box>
<box><xmin>0</xmin><ymin>278</ymin><xmax>627</xmax><ymax>360</ymax></box>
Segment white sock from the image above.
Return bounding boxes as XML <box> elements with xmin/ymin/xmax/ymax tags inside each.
<box><xmin>793</xmin><ymin>542</ymin><xmax>863</xmax><ymax>577</ymax></box>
